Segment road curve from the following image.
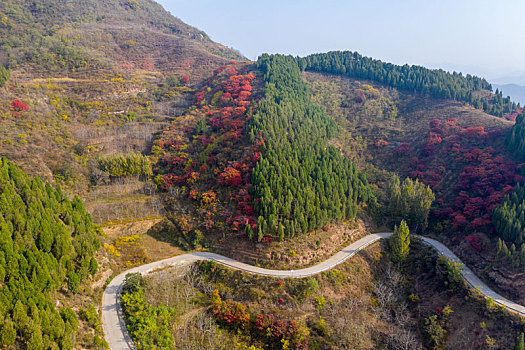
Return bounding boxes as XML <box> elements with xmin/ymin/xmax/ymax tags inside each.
<box><xmin>102</xmin><ymin>233</ymin><xmax>525</xmax><ymax>349</ymax></box>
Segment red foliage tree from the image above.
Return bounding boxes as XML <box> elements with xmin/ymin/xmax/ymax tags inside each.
<box><xmin>375</xmin><ymin>139</ymin><xmax>389</xmax><ymax>148</ymax></box>
<box><xmin>218</xmin><ymin>167</ymin><xmax>242</xmax><ymax>186</ymax></box>
<box><xmin>11</xmin><ymin>100</ymin><xmax>28</xmax><ymax>111</ymax></box>
<box><xmin>196</xmin><ymin>92</ymin><xmax>204</xmax><ymax>104</ymax></box>
<box><xmin>394</xmin><ymin>142</ymin><xmax>410</xmax><ymax>156</ymax></box>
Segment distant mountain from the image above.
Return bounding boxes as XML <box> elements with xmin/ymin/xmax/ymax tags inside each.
<box><xmin>0</xmin><ymin>0</ymin><xmax>248</xmax><ymax>182</ymax></box>
<box><xmin>0</xmin><ymin>0</ymin><xmax>245</xmax><ymax>76</ymax></box>
<box><xmin>426</xmin><ymin>62</ymin><xmax>525</xmax><ymax>88</ymax></box>
<box><xmin>494</xmin><ymin>83</ymin><xmax>525</xmax><ymax>105</ymax></box>
<box><xmin>491</xmin><ymin>74</ymin><xmax>525</xmax><ymax>86</ymax></box>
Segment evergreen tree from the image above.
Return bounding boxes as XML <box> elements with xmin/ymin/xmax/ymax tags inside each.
<box><xmin>514</xmin><ymin>333</ymin><xmax>525</xmax><ymax>350</ymax></box>
<box><xmin>0</xmin><ymin>157</ymin><xmax>98</xmax><ymax>347</ymax></box>
<box><xmin>252</xmin><ymin>54</ymin><xmax>375</xmax><ymax>240</ymax></box>
<box><xmin>492</xmin><ymin>184</ymin><xmax>525</xmax><ymax>267</ymax></box>
<box><xmin>278</xmin><ymin>222</ymin><xmax>285</xmax><ymax>242</ymax></box>
<box><xmin>0</xmin><ymin>67</ymin><xmax>9</xmax><ymax>87</ymax></box>
<box><xmin>245</xmin><ymin>223</ymin><xmax>254</xmax><ymax>240</ymax></box>
<box><xmin>385</xmin><ymin>175</ymin><xmax>434</xmax><ymax>232</ymax></box>
<box><xmin>390</xmin><ymin>220</ymin><xmax>410</xmax><ymax>263</ymax></box>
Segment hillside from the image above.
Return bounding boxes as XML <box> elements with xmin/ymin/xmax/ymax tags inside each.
<box><xmin>0</xmin><ymin>158</ymin><xmax>101</xmax><ymax>348</ymax></box>
<box><xmin>4</xmin><ymin>1</ymin><xmax>525</xmax><ymax>349</ymax></box>
<box><xmin>0</xmin><ymin>1</ymin><xmax>250</xmax><ymax>348</ymax></box>
<box><xmin>0</xmin><ymin>0</ymin><xmax>244</xmax><ymax>186</ymax></box>
<box><xmin>0</xmin><ymin>0</ymin><xmax>243</xmax><ymax>75</ymax></box>
<box><xmin>303</xmin><ymin>69</ymin><xmax>525</xmax><ymax>305</ymax></box>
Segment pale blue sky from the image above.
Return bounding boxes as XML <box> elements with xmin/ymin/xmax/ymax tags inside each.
<box><xmin>156</xmin><ymin>0</ymin><xmax>525</xmax><ymax>81</ymax></box>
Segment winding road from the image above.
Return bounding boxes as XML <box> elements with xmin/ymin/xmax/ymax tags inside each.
<box><xmin>101</xmin><ymin>232</ymin><xmax>525</xmax><ymax>350</ymax></box>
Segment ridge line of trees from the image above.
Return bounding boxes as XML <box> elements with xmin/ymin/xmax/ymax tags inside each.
<box><xmin>297</xmin><ymin>51</ymin><xmax>519</xmax><ymax>118</ymax></box>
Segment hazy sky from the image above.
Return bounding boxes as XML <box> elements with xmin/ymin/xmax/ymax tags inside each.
<box><xmin>156</xmin><ymin>0</ymin><xmax>525</xmax><ymax>80</ymax></box>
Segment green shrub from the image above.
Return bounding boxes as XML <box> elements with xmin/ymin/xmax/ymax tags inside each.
<box><xmin>436</xmin><ymin>256</ymin><xmax>463</xmax><ymax>290</ymax></box>
<box><xmin>0</xmin><ymin>66</ymin><xmax>9</xmax><ymax>87</ymax></box>
<box><xmin>98</xmin><ymin>152</ymin><xmax>152</xmax><ymax>178</ymax></box>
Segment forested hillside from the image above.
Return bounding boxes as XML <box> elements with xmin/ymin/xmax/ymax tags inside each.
<box><xmin>0</xmin><ymin>157</ymin><xmax>99</xmax><ymax>348</ymax></box>
<box><xmin>4</xmin><ymin>0</ymin><xmax>525</xmax><ymax>349</ymax></box>
<box><xmin>299</xmin><ymin>51</ymin><xmax>519</xmax><ymax>118</ymax></box>
<box><xmin>252</xmin><ymin>54</ymin><xmax>374</xmax><ymax>239</ymax></box>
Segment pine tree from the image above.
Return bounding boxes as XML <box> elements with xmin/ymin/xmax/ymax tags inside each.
<box><xmin>514</xmin><ymin>333</ymin><xmax>524</xmax><ymax>350</ymax></box>
<box><xmin>257</xmin><ymin>216</ymin><xmax>264</xmax><ymax>242</ymax></box>
<box><xmin>390</xmin><ymin>220</ymin><xmax>410</xmax><ymax>263</ymax></box>
<box><xmin>498</xmin><ymin>241</ymin><xmax>510</xmax><ymax>259</ymax></box>
<box><xmin>245</xmin><ymin>223</ymin><xmax>254</xmax><ymax>240</ymax></box>
<box><xmin>278</xmin><ymin>223</ymin><xmax>285</xmax><ymax>242</ymax></box>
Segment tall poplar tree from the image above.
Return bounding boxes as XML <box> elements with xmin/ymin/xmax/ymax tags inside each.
<box><xmin>390</xmin><ymin>220</ymin><xmax>410</xmax><ymax>263</ymax></box>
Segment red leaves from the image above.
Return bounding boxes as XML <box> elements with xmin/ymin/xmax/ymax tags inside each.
<box><xmin>218</xmin><ymin>167</ymin><xmax>242</xmax><ymax>186</ymax></box>
<box><xmin>181</xmin><ymin>75</ymin><xmax>189</xmax><ymax>84</ymax></box>
<box><xmin>262</xmin><ymin>236</ymin><xmax>273</xmax><ymax>244</ymax></box>
<box><xmin>11</xmin><ymin>100</ymin><xmax>28</xmax><ymax>112</ymax></box>
<box><xmin>157</xmin><ymin>64</ymin><xmax>259</xmax><ymax>235</ymax></box>
<box><xmin>429</xmin><ymin>118</ymin><xmax>442</xmax><ymax>130</ymax></box>
<box><xmin>234</xmin><ymin>106</ymin><xmax>247</xmax><ymax>117</ymax></box>
<box><xmin>220</xmin><ymin>92</ymin><xmax>232</xmax><ymax>104</ymax></box>
<box><xmin>211</xmin><ymin>290</ymin><xmax>250</xmax><ymax>330</ymax></box>
<box><xmin>375</xmin><ymin>139</ymin><xmax>389</xmax><ymax>148</ymax></box>
<box><xmin>189</xmin><ymin>189</ymin><xmax>200</xmax><ymax>200</ymax></box>
<box><xmin>427</xmin><ymin>132</ymin><xmax>442</xmax><ymax>146</ymax></box>
<box><xmin>196</xmin><ymin>92</ymin><xmax>204</xmax><ymax>104</ymax></box>
<box><xmin>413</xmin><ymin>117</ymin><xmax>522</xmax><ymax>232</ymax></box>
<box><xmin>461</xmin><ymin>126</ymin><xmax>487</xmax><ymax>138</ymax></box>
<box><xmin>186</xmin><ymin>171</ymin><xmax>199</xmax><ymax>185</ymax></box>
<box><xmin>465</xmin><ymin>234</ymin><xmax>485</xmax><ymax>251</ymax></box>
<box><xmin>394</xmin><ymin>142</ymin><xmax>410</xmax><ymax>156</ymax></box>
<box><xmin>253</xmin><ymin>313</ymin><xmax>306</xmax><ymax>348</ymax></box>
<box><xmin>238</xmin><ymin>90</ymin><xmax>251</xmax><ymax>101</ymax></box>
<box><xmin>410</xmin><ymin>170</ymin><xmax>425</xmax><ymax>179</ymax></box>
<box><xmin>201</xmin><ymin>190</ymin><xmax>217</xmax><ymax>205</ymax></box>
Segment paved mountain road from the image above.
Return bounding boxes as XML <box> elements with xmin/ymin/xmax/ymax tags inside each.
<box><xmin>102</xmin><ymin>233</ymin><xmax>525</xmax><ymax>349</ymax></box>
